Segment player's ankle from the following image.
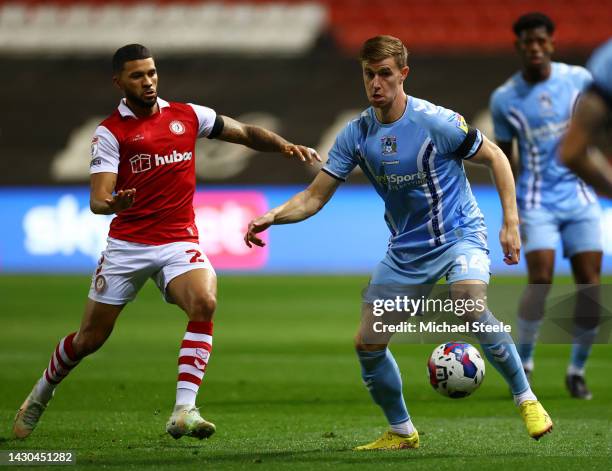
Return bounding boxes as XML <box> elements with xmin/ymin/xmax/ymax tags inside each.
<box><xmin>567</xmin><ymin>364</ymin><xmax>585</xmax><ymax>377</ymax></box>
<box><xmin>390</xmin><ymin>419</ymin><xmax>416</xmax><ymax>436</ymax></box>
<box><xmin>514</xmin><ymin>386</ymin><xmax>537</xmax><ymax>406</ymax></box>
<box><xmin>32</xmin><ymin>377</ymin><xmax>55</xmax><ymax>405</ymax></box>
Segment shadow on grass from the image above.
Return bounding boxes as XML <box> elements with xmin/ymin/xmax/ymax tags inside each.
<box><xmin>205</xmin><ymin>397</ymin><xmax>365</xmax><ymax>407</ymax></box>
<box><xmin>74</xmin><ymin>447</ymin><xmax>535</xmax><ymax>467</ymax></box>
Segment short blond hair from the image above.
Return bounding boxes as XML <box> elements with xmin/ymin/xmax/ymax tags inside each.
<box><xmin>359</xmin><ymin>35</ymin><xmax>409</xmax><ymax>69</ymax></box>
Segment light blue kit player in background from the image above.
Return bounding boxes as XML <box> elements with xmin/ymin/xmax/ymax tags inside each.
<box><xmin>245</xmin><ymin>35</ymin><xmax>553</xmax><ymax>450</ymax></box>
<box><xmin>587</xmin><ymin>38</ymin><xmax>612</xmax><ymax>94</ymax></box>
<box><xmin>491</xmin><ymin>13</ymin><xmax>603</xmax><ymax>400</ymax></box>
<box><xmin>561</xmin><ymin>37</ymin><xmax>612</xmax><ymax>197</ymax></box>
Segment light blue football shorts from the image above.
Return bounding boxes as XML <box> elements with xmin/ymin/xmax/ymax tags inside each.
<box><xmin>365</xmin><ymin>232</ymin><xmax>491</xmax><ymax>302</ymax></box>
<box><xmin>520</xmin><ymin>202</ymin><xmax>603</xmax><ymax>258</ymax></box>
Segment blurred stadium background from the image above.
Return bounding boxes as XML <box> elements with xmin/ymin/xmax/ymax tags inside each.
<box><xmin>0</xmin><ymin>0</ymin><xmax>610</xmax><ymax>276</ymax></box>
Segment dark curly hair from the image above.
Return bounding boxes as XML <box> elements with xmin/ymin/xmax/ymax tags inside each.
<box><xmin>513</xmin><ymin>12</ymin><xmax>555</xmax><ymax>36</ymax></box>
<box><xmin>112</xmin><ymin>44</ymin><xmax>152</xmax><ymax>74</ymax></box>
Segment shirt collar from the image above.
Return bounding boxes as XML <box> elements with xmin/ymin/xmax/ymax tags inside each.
<box><xmin>117</xmin><ymin>97</ymin><xmax>170</xmax><ymax>118</ymax></box>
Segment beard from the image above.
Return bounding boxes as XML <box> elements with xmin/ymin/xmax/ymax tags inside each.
<box><xmin>125</xmin><ymin>90</ymin><xmax>156</xmax><ymax>108</ymax></box>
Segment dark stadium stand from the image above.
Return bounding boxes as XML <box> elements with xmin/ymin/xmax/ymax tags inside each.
<box><xmin>0</xmin><ymin>52</ymin><xmax>592</xmax><ymax>185</ymax></box>
<box><xmin>0</xmin><ymin>0</ymin><xmax>607</xmax><ymax>185</ymax></box>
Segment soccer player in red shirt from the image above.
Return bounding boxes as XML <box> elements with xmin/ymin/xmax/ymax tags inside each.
<box><xmin>13</xmin><ymin>44</ymin><xmax>320</xmax><ymax>441</ymax></box>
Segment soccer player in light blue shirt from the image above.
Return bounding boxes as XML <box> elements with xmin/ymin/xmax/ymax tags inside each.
<box><xmin>490</xmin><ymin>13</ymin><xmax>603</xmax><ymax>399</ymax></box>
<box><xmin>561</xmin><ymin>37</ymin><xmax>612</xmax><ymax>197</ymax></box>
<box><xmin>245</xmin><ymin>35</ymin><xmax>552</xmax><ymax>449</ymax></box>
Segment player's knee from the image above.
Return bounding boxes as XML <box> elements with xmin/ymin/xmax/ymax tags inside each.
<box><xmin>528</xmin><ymin>272</ymin><xmax>553</xmax><ymax>284</ymax></box>
<box><xmin>188</xmin><ymin>295</ymin><xmax>216</xmax><ymax>321</ymax></box>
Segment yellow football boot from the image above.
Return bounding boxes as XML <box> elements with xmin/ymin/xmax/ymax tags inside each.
<box><xmin>519</xmin><ymin>400</ymin><xmax>553</xmax><ymax>440</ymax></box>
<box><xmin>354</xmin><ymin>430</ymin><xmax>419</xmax><ymax>450</ymax></box>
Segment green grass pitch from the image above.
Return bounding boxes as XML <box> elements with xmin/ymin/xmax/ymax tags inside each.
<box><xmin>1</xmin><ymin>275</ymin><xmax>610</xmax><ymax>470</ymax></box>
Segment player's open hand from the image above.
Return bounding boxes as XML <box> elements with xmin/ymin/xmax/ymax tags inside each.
<box><xmin>244</xmin><ymin>213</ymin><xmax>274</xmax><ymax>248</ymax></box>
<box><xmin>104</xmin><ymin>188</ymin><xmax>136</xmax><ymax>214</ymax></box>
<box><xmin>282</xmin><ymin>145</ymin><xmax>321</xmax><ymax>165</ymax></box>
<box><xmin>500</xmin><ymin>220</ymin><xmax>521</xmax><ymax>265</ymax></box>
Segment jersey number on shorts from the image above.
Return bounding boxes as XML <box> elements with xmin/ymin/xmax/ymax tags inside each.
<box><xmin>185</xmin><ymin>249</ymin><xmax>205</xmax><ymax>263</ymax></box>
<box><xmin>455</xmin><ymin>254</ymin><xmax>488</xmax><ymax>274</ymax></box>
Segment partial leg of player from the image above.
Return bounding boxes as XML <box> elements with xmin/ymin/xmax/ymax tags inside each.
<box><xmin>163</xmin><ymin>266</ymin><xmax>217</xmax><ymax>439</ymax></box>
<box><xmin>353</xmin><ymin>304</ymin><xmax>419</xmax><ymax>451</ymax></box>
<box><xmin>14</xmin><ymin>300</ymin><xmax>124</xmax><ymax>439</ymax></box>
<box><xmin>452</xmin><ymin>280</ymin><xmax>553</xmax><ymax>440</ymax></box>
<box><xmin>566</xmin><ymin>250</ymin><xmax>602</xmax><ymax>400</ymax></box>
<box><xmin>516</xmin><ymin>250</ymin><xmax>555</xmax><ymax>377</ymax></box>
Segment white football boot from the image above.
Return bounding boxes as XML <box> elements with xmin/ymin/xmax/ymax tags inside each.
<box><xmin>166</xmin><ymin>406</ymin><xmax>216</xmax><ymax>440</ymax></box>
<box><xmin>13</xmin><ymin>386</ymin><xmax>51</xmax><ymax>439</ymax></box>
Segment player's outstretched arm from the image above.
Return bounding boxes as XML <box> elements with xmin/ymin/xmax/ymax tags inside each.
<box><xmin>90</xmin><ymin>172</ymin><xmax>136</xmax><ymax>215</ymax></box>
<box><xmin>244</xmin><ymin>171</ymin><xmax>340</xmax><ymax>248</ymax></box>
<box><xmin>469</xmin><ymin>136</ymin><xmax>521</xmax><ymax>265</ymax></box>
<box><xmin>560</xmin><ymin>93</ymin><xmax>612</xmax><ymax>198</ymax></box>
<box><xmin>217</xmin><ymin>115</ymin><xmax>321</xmax><ymax>164</ymax></box>
<box><xmin>496</xmin><ymin>140</ymin><xmax>518</xmax><ymax>180</ymax></box>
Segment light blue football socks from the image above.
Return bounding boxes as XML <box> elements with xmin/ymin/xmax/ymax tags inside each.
<box><xmin>474</xmin><ymin>310</ymin><xmax>531</xmax><ymax>396</ymax></box>
<box><xmin>357</xmin><ymin>348</ymin><xmax>411</xmax><ymax>427</ymax></box>
<box><xmin>569</xmin><ymin>325</ymin><xmax>598</xmax><ymax>375</ymax></box>
<box><xmin>517</xmin><ymin>317</ymin><xmax>543</xmax><ymax>371</ymax></box>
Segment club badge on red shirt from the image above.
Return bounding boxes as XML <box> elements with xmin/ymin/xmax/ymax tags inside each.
<box><xmin>169</xmin><ymin>120</ymin><xmax>186</xmax><ymax>135</ymax></box>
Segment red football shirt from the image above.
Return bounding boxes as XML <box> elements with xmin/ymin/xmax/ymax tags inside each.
<box><xmin>89</xmin><ymin>98</ymin><xmax>216</xmax><ymax>245</ymax></box>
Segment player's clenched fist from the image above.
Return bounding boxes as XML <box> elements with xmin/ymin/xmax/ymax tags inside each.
<box><xmin>244</xmin><ymin>213</ymin><xmax>274</xmax><ymax>248</ymax></box>
<box><xmin>104</xmin><ymin>188</ymin><xmax>136</xmax><ymax>214</ymax></box>
<box><xmin>281</xmin><ymin>145</ymin><xmax>321</xmax><ymax>165</ymax></box>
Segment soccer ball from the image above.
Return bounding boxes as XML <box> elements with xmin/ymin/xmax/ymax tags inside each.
<box><xmin>427</xmin><ymin>342</ymin><xmax>485</xmax><ymax>398</ymax></box>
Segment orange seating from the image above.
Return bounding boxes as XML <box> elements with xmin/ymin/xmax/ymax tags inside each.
<box><xmin>0</xmin><ymin>0</ymin><xmax>609</xmax><ymax>52</ymax></box>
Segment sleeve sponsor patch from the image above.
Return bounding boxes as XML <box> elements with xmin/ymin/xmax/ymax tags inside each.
<box><xmin>90</xmin><ymin>157</ymin><xmax>102</xmax><ymax>167</ymax></box>
<box><xmin>455</xmin><ymin>113</ymin><xmax>468</xmax><ymax>134</ymax></box>
<box><xmin>90</xmin><ymin>136</ymin><xmax>99</xmax><ymax>157</ymax></box>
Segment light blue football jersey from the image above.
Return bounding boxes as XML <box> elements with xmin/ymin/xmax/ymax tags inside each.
<box><xmin>323</xmin><ymin>96</ymin><xmax>486</xmax><ymax>255</ymax></box>
<box><xmin>490</xmin><ymin>62</ymin><xmax>597</xmax><ymax>211</ymax></box>
<box><xmin>588</xmin><ymin>38</ymin><xmax>612</xmax><ymax>98</ymax></box>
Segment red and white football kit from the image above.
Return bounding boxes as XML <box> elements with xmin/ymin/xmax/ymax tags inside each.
<box><xmin>88</xmin><ymin>98</ymin><xmax>219</xmax><ymax>305</ymax></box>
<box><xmin>16</xmin><ymin>99</ymin><xmax>227</xmax><ymax>434</ymax></box>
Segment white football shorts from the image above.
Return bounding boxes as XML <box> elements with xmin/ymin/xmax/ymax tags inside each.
<box><xmin>88</xmin><ymin>237</ymin><xmax>215</xmax><ymax>305</ymax></box>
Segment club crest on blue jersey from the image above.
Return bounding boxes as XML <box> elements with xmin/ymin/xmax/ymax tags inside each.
<box><xmin>538</xmin><ymin>92</ymin><xmax>555</xmax><ymax>117</ymax></box>
<box><xmin>381</xmin><ymin>136</ymin><xmax>397</xmax><ymax>155</ymax></box>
